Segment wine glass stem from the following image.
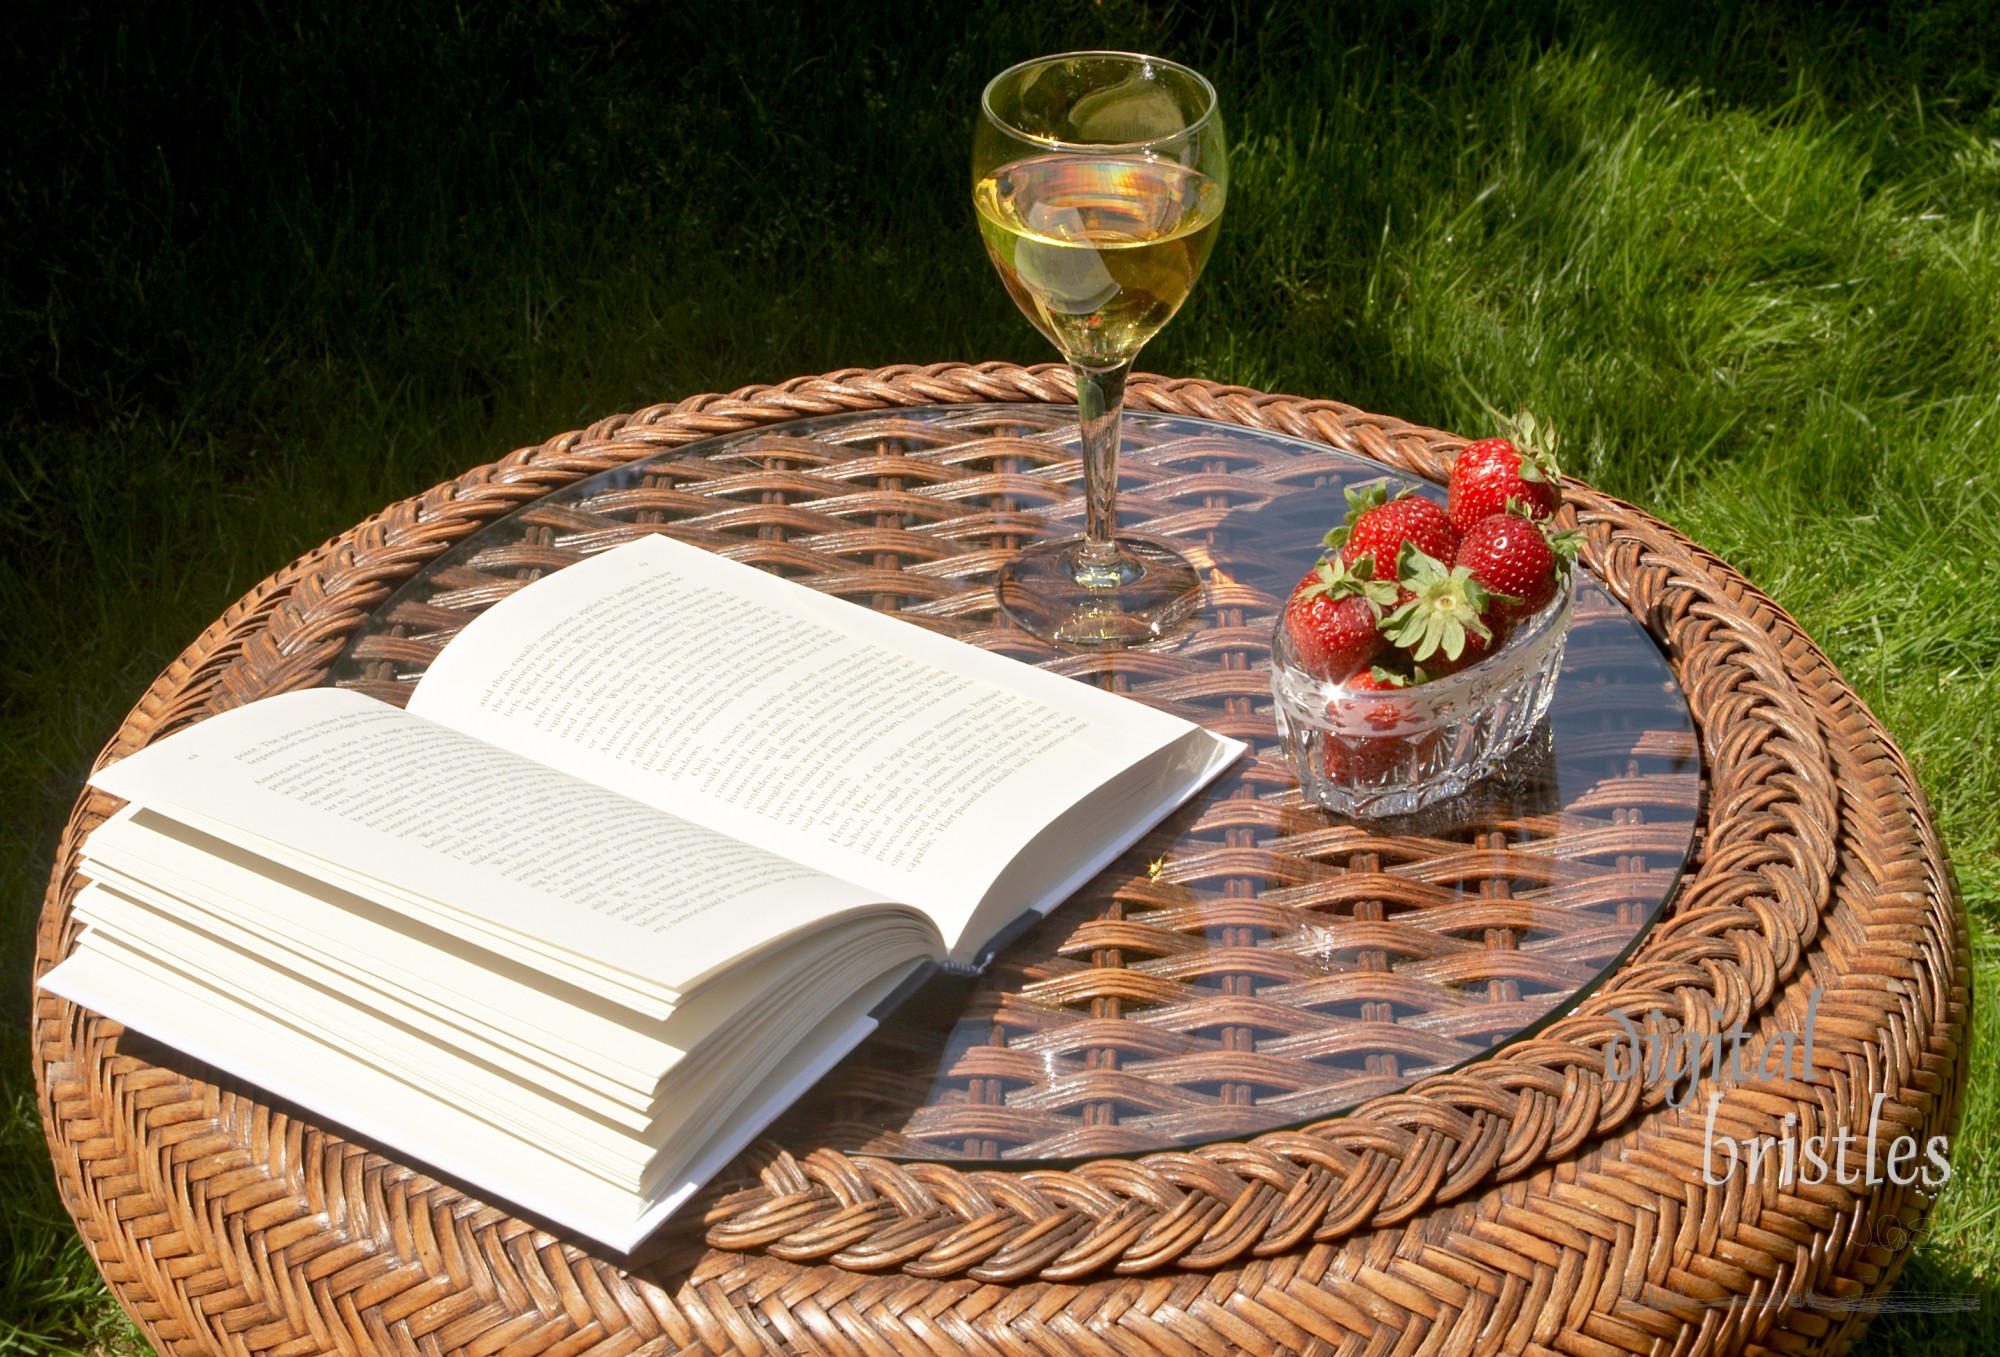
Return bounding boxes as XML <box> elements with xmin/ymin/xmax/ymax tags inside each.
<box><xmin>1073</xmin><ymin>359</ymin><xmax>1130</xmax><ymax>571</ymax></box>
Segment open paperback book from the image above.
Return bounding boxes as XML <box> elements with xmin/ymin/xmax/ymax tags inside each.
<box><xmin>40</xmin><ymin>533</ymin><xmax>1243</xmax><ymax>1251</ymax></box>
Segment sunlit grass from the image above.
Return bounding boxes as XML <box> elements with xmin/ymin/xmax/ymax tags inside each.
<box><xmin>3</xmin><ymin>2</ymin><xmax>1995</xmax><ymax>1350</ymax></box>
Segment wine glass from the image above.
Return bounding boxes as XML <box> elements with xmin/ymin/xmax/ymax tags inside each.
<box><xmin>973</xmin><ymin>51</ymin><xmax>1227</xmax><ymax>647</ymax></box>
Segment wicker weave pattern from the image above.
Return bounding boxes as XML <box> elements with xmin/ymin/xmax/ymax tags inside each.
<box><xmin>35</xmin><ymin>364</ymin><xmax>1966</xmax><ymax>1356</ymax></box>
<box><xmin>330</xmin><ymin>402</ymin><xmax>1700</xmax><ymax>1168</ymax></box>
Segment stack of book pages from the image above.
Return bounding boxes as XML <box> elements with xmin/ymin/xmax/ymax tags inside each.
<box><xmin>42</xmin><ymin>535</ymin><xmax>1241</xmax><ymax>1249</ymax></box>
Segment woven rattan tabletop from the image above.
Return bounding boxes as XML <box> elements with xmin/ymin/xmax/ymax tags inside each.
<box><xmin>36</xmin><ymin>365</ymin><xmax>1966</xmax><ymax>1356</ymax></box>
<box><xmin>326</xmin><ymin>402</ymin><xmax>1702</xmax><ymax>1165</ymax></box>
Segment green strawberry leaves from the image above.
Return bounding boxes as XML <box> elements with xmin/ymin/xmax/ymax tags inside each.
<box><xmin>1297</xmin><ymin>552</ymin><xmax>1400</xmax><ymax>612</ymax></box>
<box><xmin>1382</xmin><ymin>542</ymin><xmax>1498</xmax><ymax>662</ymax></box>
<box><xmin>1546</xmin><ymin>523</ymin><xmax>1583</xmax><ymax>565</ymax></box>
<box><xmin>1496</xmin><ymin>408</ymin><xmax>1563</xmax><ymax>485</ymax></box>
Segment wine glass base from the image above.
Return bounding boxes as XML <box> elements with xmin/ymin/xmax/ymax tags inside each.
<box><xmin>996</xmin><ymin>535</ymin><xmax>1203</xmax><ymax>648</ymax></box>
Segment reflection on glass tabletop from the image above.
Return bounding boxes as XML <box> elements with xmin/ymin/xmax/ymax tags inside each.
<box><xmin>333</xmin><ymin>404</ymin><xmax>1701</xmax><ymax>1163</ymax></box>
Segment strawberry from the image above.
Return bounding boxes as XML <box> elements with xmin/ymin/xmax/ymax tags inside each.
<box><xmin>1323</xmin><ymin>729</ymin><xmax>1404</xmax><ymax>785</ymax></box>
<box><xmin>1345</xmin><ymin>666</ymin><xmax>1411</xmax><ymax>710</ymax></box>
<box><xmin>1455</xmin><ymin>509</ymin><xmax>1559</xmax><ymax>622</ymax></box>
<box><xmin>1380</xmin><ymin>543</ymin><xmax>1497</xmax><ymax>668</ymax></box>
<box><xmin>1283</xmin><ymin>556</ymin><xmax>1399</xmax><ymax>681</ymax></box>
<box><xmin>1446</xmin><ymin>433</ymin><xmax>1562</xmax><ymax>533</ymax></box>
<box><xmin>1416</xmin><ymin>626</ymin><xmax>1501</xmax><ymax>678</ymax></box>
<box><xmin>1322</xmin><ymin>668</ymin><xmax>1414</xmax><ymax>782</ymax></box>
<box><xmin>1326</xmin><ymin>481</ymin><xmax>1458</xmax><ymax>580</ymax></box>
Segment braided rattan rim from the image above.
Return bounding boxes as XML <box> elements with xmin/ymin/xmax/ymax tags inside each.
<box><xmin>35</xmin><ymin>363</ymin><xmax>1965</xmax><ymax>1355</ymax></box>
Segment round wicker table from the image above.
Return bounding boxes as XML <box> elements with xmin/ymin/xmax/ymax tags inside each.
<box><xmin>36</xmin><ymin>364</ymin><xmax>1967</xmax><ymax>1357</ymax></box>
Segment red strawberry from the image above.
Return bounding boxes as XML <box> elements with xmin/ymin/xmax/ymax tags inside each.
<box><xmin>1455</xmin><ymin>510</ymin><xmax>1560</xmax><ymax>623</ymax></box>
<box><xmin>1416</xmin><ymin>626</ymin><xmax>1502</xmax><ymax>678</ymax></box>
<box><xmin>1380</xmin><ymin>543</ymin><xmax>1497</xmax><ymax>669</ymax></box>
<box><xmin>1323</xmin><ymin>729</ymin><xmax>1403</xmax><ymax>785</ymax></box>
<box><xmin>1447</xmin><ymin>435</ymin><xmax>1562</xmax><ymax>533</ymax></box>
<box><xmin>1343</xmin><ymin>666</ymin><xmax>1410</xmax><ymax>712</ymax></box>
<box><xmin>1326</xmin><ymin>481</ymin><xmax>1458</xmax><ymax>579</ymax></box>
<box><xmin>1323</xmin><ymin>669</ymin><xmax>1412</xmax><ymax>781</ymax></box>
<box><xmin>1283</xmin><ymin>556</ymin><xmax>1399</xmax><ymax>680</ymax></box>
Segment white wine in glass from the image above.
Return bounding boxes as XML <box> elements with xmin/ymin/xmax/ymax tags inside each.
<box><xmin>974</xmin><ymin>52</ymin><xmax>1227</xmax><ymax>646</ymax></box>
<box><xmin>974</xmin><ymin>154</ymin><xmax>1223</xmax><ymax>370</ymax></box>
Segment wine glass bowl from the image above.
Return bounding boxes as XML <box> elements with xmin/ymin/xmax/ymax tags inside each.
<box><xmin>974</xmin><ymin>52</ymin><xmax>1227</xmax><ymax>646</ymax></box>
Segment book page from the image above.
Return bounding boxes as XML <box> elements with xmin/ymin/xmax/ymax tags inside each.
<box><xmin>39</xmin><ymin>938</ymin><xmax>918</xmax><ymax>1252</ymax></box>
<box><xmin>409</xmin><ymin>535</ymin><xmax>1228</xmax><ymax>945</ymax></box>
<box><xmin>84</xmin><ymin>806</ymin><xmax>927</xmax><ymax>1100</ymax></box>
<box><xmin>69</xmin><ymin>886</ymin><xmax>934</xmax><ymax>1179</ymax></box>
<box><xmin>90</xmin><ymin>687</ymin><xmax>903</xmax><ymax>997</ymax></box>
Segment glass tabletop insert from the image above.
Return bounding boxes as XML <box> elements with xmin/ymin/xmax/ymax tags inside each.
<box><xmin>331</xmin><ymin>403</ymin><xmax>1700</xmax><ymax>1164</ymax></box>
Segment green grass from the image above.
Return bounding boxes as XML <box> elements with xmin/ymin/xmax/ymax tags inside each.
<box><xmin>4</xmin><ymin>0</ymin><xmax>1998</xmax><ymax>1350</ymax></box>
